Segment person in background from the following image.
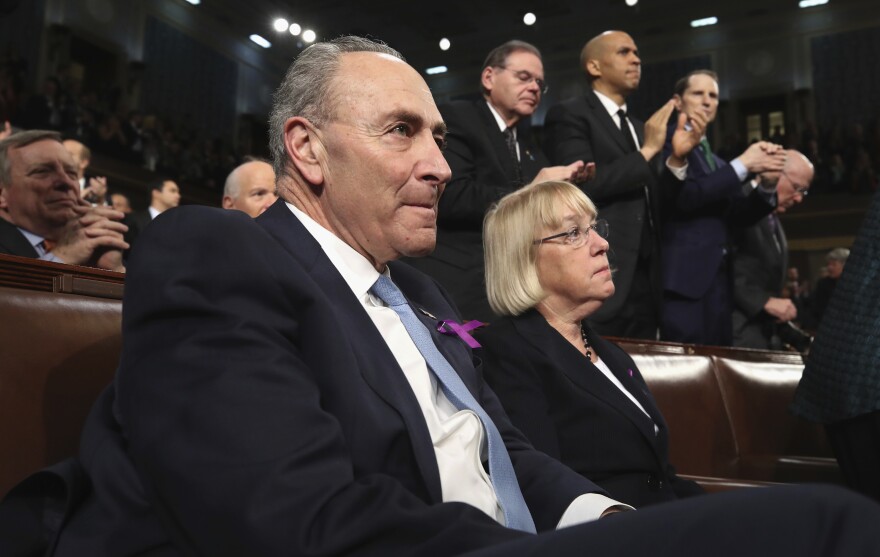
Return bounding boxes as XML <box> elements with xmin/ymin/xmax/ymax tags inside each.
<box><xmin>221</xmin><ymin>159</ymin><xmax>277</xmax><ymax>217</ymax></box>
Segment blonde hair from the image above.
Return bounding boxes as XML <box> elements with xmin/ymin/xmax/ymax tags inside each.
<box><xmin>484</xmin><ymin>181</ymin><xmax>598</xmax><ymax>316</ymax></box>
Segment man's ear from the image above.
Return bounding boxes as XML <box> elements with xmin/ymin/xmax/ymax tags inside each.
<box><xmin>283</xmin><ymin>116</ymin><xmax>325</xmax><ymax>186</ymax></box>
<box><xmin>0</xmin><ymin>186</ymin><xmax>8</xmax><ymax>210</ymax></box>
<box><xmin>480</xmin><ymin>66</ymin><xmax>495</xmax><ymax>96</ymax></box>
<box><xmin>221</xmin><ymin>195</ymin><xmax>234</xmax><ymax>210</ymax></box>
<box><xmin>585</xmin><ymin>59</ymin><xmax>601</xmax><ymax>80</ymax></box>
<box><xmin>672</xmin><ymin>94</ymin><xmax>683</xmax><ymax>112</ymax></box>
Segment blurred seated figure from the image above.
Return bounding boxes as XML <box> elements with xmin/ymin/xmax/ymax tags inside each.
<box><xmin>806</xmin><ymin>247</ymin><xmax>850</xmax><ymax>330</ymax></box>
<box><xmin>62</xmin><ymin>139</ymin><xmax>109</xmax><ymax>207</ymax></box>
<box><xmin>221</xmin><ymin>159</ymin><xmax>277</xmax><ymax>217</ymax></box>
<box><xmin>0</xmin><ymin>130</ymin><xmax>127</xmax><ymax>271</ymax></box>
<box><xmin>110</xmin><ymin>192</ymin><xmax>132</xmax><ymax>214</ymax></box>
<box><xmin>477</xmin><ymin>180</ymin><xmax>703</xmax><ymax>508</ymax></box>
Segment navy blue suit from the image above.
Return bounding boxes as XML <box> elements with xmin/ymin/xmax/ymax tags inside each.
<box><xmin>660</xmin><ymin>126</ymin><xmax>774</xmax><ymax>345</ymax></box>
<box><xmin>477</xmin><ymin>311</ymin><xmax>703</xmax><ymax>508</ymax></box>
<box><xmin>0</xmin><ymin>217</ymin><xmax>39</xmax><ymax>258</ymax></box>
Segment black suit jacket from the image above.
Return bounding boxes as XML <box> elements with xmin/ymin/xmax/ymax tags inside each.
<box><xmin>731</xmin><ymin>213</ymin><xmax>788</xmax><ymax>349</ymax></box>
<box><xmin>0</xmin><ymin>217</ymin><xmax>39</xmax><ymax>258</ymax></box>
<box><xmin>544</xmin><ymin>91</ymin><xmax>661</xmax><ymax>323</ymax></box>
<box><xmin>407</xmin><ymin>99</ymin><xmax>547</xmax><ymax>321</ymax></box>
<box><xmin>476</xmin><ymin>311</ymin><xmax>702</xmax><ymax>508</ymax></box>
<box><xmin>54</xmin><ymin>200</ymin><xmax>600</xmax><ymax>556</ymax></box>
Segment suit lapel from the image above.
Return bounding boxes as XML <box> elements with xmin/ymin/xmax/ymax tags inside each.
<box><xmin>256</xmin><ymin>201</ymin><xmax>444</xmax><ymax>501</ymax></box>
<box><xmin>586</xmin><ymin>91</ymin><xmax>632</xmax><ymax>154</ymax></box>
<box><xmin>512</xmin><ymin>311</ymin><xmax>660</xmax><ymax>445</ymax></box>
<box><xmin>475</xmin><ymin>100</ymin><xmax>520</xmax><ymax>185</ymax></box>
<box><xmin>0</xmin><ymin>218</ymin><xmax>40</xmax><ymax>258</ymax></box>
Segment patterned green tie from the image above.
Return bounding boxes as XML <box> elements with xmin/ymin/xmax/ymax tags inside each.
<box><xmin>699</xmin><ymin>138</ymin><xmax>717</xmax><ymax>171</ymax></box>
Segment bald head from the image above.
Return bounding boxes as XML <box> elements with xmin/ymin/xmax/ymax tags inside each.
<box><xmin>774</xmin><ymin>150</ymin><xmax>814</xmax><ymax>213</ymax></box>
<box><xmin>580</xmin><ymin>31</ymin><xmax>641</xmax><ymax>103</ymax></box>
<box><xmin>222</xmin><ymin>160</ymin><xmax>278</xmax><ymax>217</ymax></box>
<box><xmin>62</xmin><ymin>139</ymin><xmax>90</xmax><ymax>179</ymax></box>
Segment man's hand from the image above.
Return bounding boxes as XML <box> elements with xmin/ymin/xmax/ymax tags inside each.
<box><xmin>738</xmin><ymin>141</ymin><xmax>786</xmax><ymax>174</ymax></box>
<box><xmin>668</xmin><ymin>110</ymin><xmax>710</xmax><ymax>167</ymax></box>
<box><xmin>50</xmin><ymin>204</ymin><xmax>129</xmax><ymax>272</ymax></box>
<box><xmin>764</xmin><ymin>297</ymin><xmax>797</xmax><ymax>322</ymax></box>
<box><xmin>640</xmin><ymin>99</ymin><xmax>676</xmax><ymax>162</ymax></box>
<box><xmin>82</xmin><ymin>176</ymin><xmax>108</xmax><ymax>204</ymax></box>
<box><xmin>530</xmin><ymin>160</ymin><xmax>589</xmax><ymax>185</ymax></box>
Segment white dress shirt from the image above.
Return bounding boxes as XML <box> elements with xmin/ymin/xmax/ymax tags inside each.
<box><xmin>286</xmin><ymin>202</ymin><xmax>628</xmax><ymax>528</ymax></box>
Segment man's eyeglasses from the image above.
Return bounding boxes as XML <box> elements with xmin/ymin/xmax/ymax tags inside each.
<box><xmin>534</xmin><ymin>220</ymin><xmax>610</xmax><ymax>248</ymax></box>
<box><xmin>782</xmin><ymin>171</ymin><xmax>810</xmax><ymax>196</ymax></box>
<box><xmin>495</xmin><ymin>66</ymin><xmax>549</xmax><ymax>95</ymax></box>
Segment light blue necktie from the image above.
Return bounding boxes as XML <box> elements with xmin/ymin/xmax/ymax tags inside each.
<box><xmin>370</xmin><ymin>275</ymin><xmax>536</xmax><ymax>533</ymax></box>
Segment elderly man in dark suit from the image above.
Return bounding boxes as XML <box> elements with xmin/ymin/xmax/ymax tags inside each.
<box><xmin>408</xmin><ymin>40</ymin><xmax>588</xmax><ymax>322</ymax></box>
<box><xmin>732</xmin><ymin>151</ymin><xmax>813</xmax><ymax>349</ymax></box>
<box><xmin>544</xmin><ymin>31</ymin><xmax>679</xmax><ymax>340</ymax></box>
<box><xmin>792</xmin><ymin>191</ymin><xmax>880</xmax><ymax>502</ymax></box>
<box><xmin>21</xmin><ymin>36</ymin><xmax>880</xmax><ymax>557</ymax></box>
<box><xmin>0</xmin><ymin>129</ymin><xmax>127</xmax><ymax>271</ymax></box>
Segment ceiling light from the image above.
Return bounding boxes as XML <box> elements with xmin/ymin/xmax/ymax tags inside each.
<box><xmin>185</xmin><ymin>0</ymin><xmax>200</xmax><ymax>4</ymax></box>
<box><xmin>426</xmin><ymin>66</ymin><xmax>448</xmax><ymax>75</ymax></box>
<box><xmin>273</xmin><ymin>18</ymin><xmax>289</xmax><ymax>32</ymax></box>
<box><xmin>625</xmin><ymin>0</ymin><xmax>638</xmax><ymax>6</ymax></box>
<box><xmin>439</xmin><ymin>38</ymin><xmax>451</xmax><ymax>51</ymax></box>
<box><xmin>690</xmin><ymin>16</ymin><xmax>718</xmax><ymax>27</ymax></box>
<box><xmin>798</xmin><ymin>0</ymin><xmax>828</xmax><ymax>7</ymax></box>
<box><xmin>523</xmin><ymin>13</ymin><xmax>536</xmax><ymax>25</ymax></box>
<box><xmin>289</xmin><ymin>23</ymin><xmax>302</xmax><ymax>36</ymax></box>
<box><xmin>249</xmin><ymin>34</ymin><xmax>271</xmax><ymax>48</ymax></box>
<box><xmin>302</xmin><ymin>29</ymin><xmax>316</xmax><ymax>43</ymax></box>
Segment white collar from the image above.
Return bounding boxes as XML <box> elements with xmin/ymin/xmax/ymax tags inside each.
<box><xmin>485</xmin><ymin>100</ymin><xmax>514</xmax><ymax>134</ymax></box>
<box><xmin>593</xmin><ymin>89</ymin><xmax>628</xmax><ymax>120</ymax></box>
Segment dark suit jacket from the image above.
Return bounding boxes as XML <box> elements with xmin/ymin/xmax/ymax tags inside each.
<box><xmin>731</xmin><ymin>213</ymin><xmax>788</xmax><ymax>349</ymax></box>
<box><xmin>54</xmin><ymin>200</ymin><xmax>599</xmax><ymax>556</ymax></box>
<box><xmin>660</xmin><ymin>126</ymin><xmax>775</xmax><ymax>302</ymax></box>
<box><xmin>476</xmin><ymin>310</ymin><xmax>702</xmax><ymax>508</ymax></box>
<box><xmin>544</xmin><ymin>91</ymin><xmax>661</xmax><ymax>324</ymax></box>
<box><xmin>0</xmin><ymin>217</ymin><xmax>39</xmax><ymax>258</ymax></box>
<box><xmin>407</xmin><ymin>99</ymin><xmax>547</xmax><ymax>321</ymax></box>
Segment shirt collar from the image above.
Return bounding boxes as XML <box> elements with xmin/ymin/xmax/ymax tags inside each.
<box><xmin>593</xmin><ymin>89</ymin><xmax>627</xmax><ymax>120</ymax></box>
<box><xmin>285</xmin><ymin>202</ymin><xmax>384</xmax><ymax>302</ymax></box>
<box><xmin>148</xmin><ymin>206</ymin><xmax>161</xmax><ymax>219</ymax></box>
<box><xmin>17</xmin><ymin>226</ymin><xmax>45</xmax><ymax>250</ymax></box>
<box><xmin>485</xmin><ymin>100</ymin><xmax>514</xmax><ymax>135</ymax></box>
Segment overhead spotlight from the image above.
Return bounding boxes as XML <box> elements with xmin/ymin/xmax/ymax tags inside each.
<box><xmin>523</xmin><ymin>12</ymin><xmax>536</xmax><ymax>25</ymax></box>
<box><xmin>439</xmin><ymin>38</ymin><xmax>451</xmax><ymax>51</ymax></box>
<box><xmin>185</xmin><ymin>0</ymin><xmax>200</xmax><ymax>4</ymax></box>
<box><xmin>690</xmin><ymin>16</ymin><xmax>718</xmax><ymax>27</ymax></box>
<box><xmin>289</xmin><ymin>23</ymin><xmax>302</xmax><ymax>36</ymax></box>
<box><xmin>273</xmin><ymin>18</ymin><xmax>289</xmax><ymax>32</ymax></box>
<box><xmin>250</xmin><ymin>34</ymin><xmax>271</xmax><ymax>48</ymax></box>
<box><xmin>426</xmin><ymin>66</ymin><xmax>448</xmax><ymax>75</ymax></box>
<box><xmin>302</xmin><ymin>29</ymin><xmax>316</xmax><ymax>43</ymax></box>
<box><xmin>625</xmin><ymin>0</ymin><xmax>638</xmax><ymax>6</ymax></box>
<box><xmin>798</xmin><ymin>0</ymin><xmax>828</xmax><ymax>6</ymax></box>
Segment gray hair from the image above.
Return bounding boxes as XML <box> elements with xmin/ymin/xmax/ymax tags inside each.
<box><xmin>268</xmin><ymin>36</ymin><xmax>404</xmax><ymax>181</ymax></box>
<box><xmin>827</xmin><ymin>248</ymin><xmax>850</xmax><ymax>263</ymax></box>
<box><xmin>0</xmin><ymin>129</ymin><xmax>62</xmax><ymax>185</ymax></box>
<box><xmin>480</xmin><ymin>40</ymin><xmax>542</xmax><ymax>96</ymax></box>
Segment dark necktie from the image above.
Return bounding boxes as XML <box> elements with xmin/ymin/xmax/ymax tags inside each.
<box><xmin>617</xmin><ymin>109</ymin><xmax>638</xmax><ymax>153</ymax></box>
<box><xmin>370</xmin><ymin>275</ymin><xmax>536</xmax><ymax>533</ymax></box>
<box><xmin>502</xmin><ymin>127</ymin><xmax>524</xmax><ymax>186</ymax></box>
<box><xmin>699</xmin><ymin>138</ymin><xmax>717</xmax><ymax>171</ymax></box>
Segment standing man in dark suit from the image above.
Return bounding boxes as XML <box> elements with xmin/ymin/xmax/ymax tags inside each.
<box><xmin>408</xmin><ymin>40</ymin><xmax>588</xmax><ymax>322</ymax></box>
<box><xmin>34</xmin><ymin>36</ymin><xmax>880</xmax><ymax>557</ymax></box>
<box><xmin>660</xmin><ymin>69</ymin><xmax>786</xmax><ymax>345</ymax></box>
<box><xmin>544</xmin><ymin>31</ymin><xmax>679</xmax><ymax>340</ymax></box>
<box><xmin>732</xmin><ymin>150</ymin><xmax>813</xmax><ymax>349</ymax></box>
<box><xmin>0</xmin><ymin>129</ymin><xmax>127</xmax><ymax>270</ymax></box>
<box><xmin>792</xmin><ymin>192</ymin><xmax>880</xmax><ymax>502</ymax></box>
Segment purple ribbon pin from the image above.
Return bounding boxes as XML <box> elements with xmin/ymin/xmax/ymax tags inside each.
<box><xmin>436</xmin><ymin>319</ymin><xmax>485</xmax><ymax>348</ymax></box>
<box><xmin>628</xmin><ymin>369</ymin><xmax>634</xmax><ymax>377</ymax></box>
